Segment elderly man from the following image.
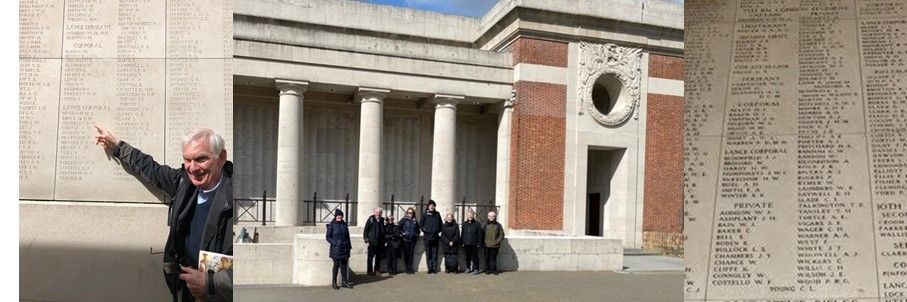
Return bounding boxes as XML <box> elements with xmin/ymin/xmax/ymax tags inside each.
<box><xmin>363</xmin><ymin>207</ymin><xmax>386</xmax><ymax>275</ymax></box>
<box><xmin>483</xmin><ymin>211</ymin><xmax>505</xmax><ymax>275</ymax></box>
<box><xmin>94</xmin><ymin>124</ymin><xmax>233</xmax><ymax>301</ymax></box>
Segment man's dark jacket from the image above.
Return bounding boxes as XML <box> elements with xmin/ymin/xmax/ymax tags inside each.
<box><xmin>420</xmin><ymin>210</ymin><xmax>442</xmax><ymax>241</ymax></box>
<box><xmin>363</xmin><ymin>215</ymin><xmax>385</xmax><ymax>246</ymax></box>
<box><xmin>461</xmin><ymin>219</ymin><xmax>482</xmax><ymax>246</ymax></box>
<box><xmin>113</xmin><ymin>141</ymin><xmax>233</xmax><ymax>302</ymax></box>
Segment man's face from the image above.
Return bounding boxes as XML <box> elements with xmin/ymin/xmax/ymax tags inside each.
<box><xmin>488</xmin><ymin>212</ymin><xmax>496</xmax><ymax>222</ymax></box>
<box><xmin>467</xmin><ymin>212</ymin><xmax>474</xmax><ymax>221</ymax></box>
<box><xmin>428</xmin><ymin>204</ymin><xmax>435</xmax><ymax>211</ymax></box>
<box><xmin>183</xmin><ymin>140</ymin><xmax>226</xmax><ymax>190</ymax></box>
<box><xmin>374</xmin><ymin>209</ymin><xmax>383</xmax><ymax>218</ymax></box>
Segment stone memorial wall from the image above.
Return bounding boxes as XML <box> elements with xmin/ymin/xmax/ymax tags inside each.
<box><xmin>19</xmin><ymin>0</ymin><xmax>233</xmax><ymax>202</ymax></box>
<box><xmin>685</xmin><ymin>0</ymin><xmax>907</xmax><ymax>301</ymax></box>
<box><xmin>19</xmin><ymin>1</ymin><xmax>231</xmax><ymax>300</ymax></box>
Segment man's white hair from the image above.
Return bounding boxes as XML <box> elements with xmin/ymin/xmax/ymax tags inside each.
<box><xmin>182</xmin><ymin>128</ymin><xmax>226</xmax><ymax>159</ymax></box>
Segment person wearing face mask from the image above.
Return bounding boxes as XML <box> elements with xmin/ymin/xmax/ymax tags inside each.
<box><xmin>460</xmin><ymin>210</ymin><xmax>483</xmax><ymax>275</ymax></box>
<box><xmin>419</xmin><ymin>200</ymin><xmax>443</xmax><ymax>274</ymax></box>
<box><xmin>383</xmin><ymin>214</ymin><xmax>402</xmax><ymax>275</ymax></box>
<box><xmin>440</xmin><ymin>213</ymin><xmax>461</xmax><ymax>273</ymax></box>
<box><xmin>398</xmin><ymin>207</ymin><xmax>420</xmax><ymax>274</ymax></box>
<box><xmin>325</xmin><ymin>209</ymin><xmax>352</xmax><ymax>289</ymax></box>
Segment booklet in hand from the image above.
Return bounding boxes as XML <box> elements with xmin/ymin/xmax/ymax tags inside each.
<box><xmin>198</xmin><ymin>250</ymin><xmax>233</xmax><ymax>273</ymax></box>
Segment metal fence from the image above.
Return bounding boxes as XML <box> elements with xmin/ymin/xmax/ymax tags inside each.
<box><xmin>233</xmin><ymin>191</ymin><xmax>358</xmax><ymax>225</ymax></box>
<box><xmin>235</xmin><ymin>191</ymin><xmax>499</xmax><ymax>225</ymax></box>
<box><xmin>381</xmin><ymin>195</ymin><xmax>499</xmax><ymax>224</ymax></box>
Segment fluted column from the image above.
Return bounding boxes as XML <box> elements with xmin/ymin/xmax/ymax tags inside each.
<box><xmin>430</xmin><ymin>94</ymin><xmax>463</xmax><ymax>217</ymax></box>
<box><xmin>356</xmin><ymin>88</ymin><xmax>389</xmax><ymax>225</ymax></box>
<box><xmin>494</xmin><ymin>92</ymin><xmax>515</xmax><ymax>230</ymax></box>
<box><xmin>275</xmin><ymin>79</ymin><xmax>308</xmax><ymax>226</ymax></box>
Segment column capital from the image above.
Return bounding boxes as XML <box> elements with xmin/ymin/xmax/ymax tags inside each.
<box><xmin>432</xmin><ymin>94</ymin><xmax>465</xmax><ymax>109</ymax></box>
<box><xmin>275</xmin><ymin>79</ymin><xmax>309</xmax><ymax>96</ymax></box>
<box><xmin>503</xmin><ymin>89</ymin><xmax>516</xmax><ymax>108</ymax></box>
<box><xmin>355</xmin><ymin>87</ymin><xmax>390</xmax><ymax>104</ymax></box>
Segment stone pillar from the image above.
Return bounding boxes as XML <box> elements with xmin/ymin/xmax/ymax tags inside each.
<box><xmin>355</xmin><ymin>88</ymin><xmax>389</xmax><ymax>225</ymax></box>
<box><xmin>430</xmin><ymin>95</ymin><xmax>463</xmax><ymax>217</ymax></box>
<box><xmin>494</xmin><ymin>92</ymin><xmax>515</xmax><ymax>230</ymax></box>
<box><xmin>275</xmin><ymin>79</ymin><xmax>308</xmax><ymax>226</ymax></box>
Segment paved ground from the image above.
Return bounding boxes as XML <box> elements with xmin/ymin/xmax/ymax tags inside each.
<box><xmin>623</xmin><ymin>255</ymin><xmax>684</xmax><ymax>272</ymax></box>
<box><xmin>236</xmin><ymin>270</ymin><xmax>682</xmax><ymax>301</ymax></box>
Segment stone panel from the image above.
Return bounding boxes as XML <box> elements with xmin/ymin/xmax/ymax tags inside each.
<box><xmin>685</xmin><ymin>1</ymin><xmax>907</xmax><ymax>300</ymax></box>
<box><xmin>19</xmin><ymin>0</ymin><xmax>232</xmax><ymax>203</ymax></box>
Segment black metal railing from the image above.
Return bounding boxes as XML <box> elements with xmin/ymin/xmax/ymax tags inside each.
<box><xmin>235</xmin><ymin>191</ymin><xmax>499</xmax><ymax>225</ymax></box>
<box><xmin>455</xmin><ymin>197</ymin><xmax>500</xmax><ymax>224</ymax></box>
<box><xmin>380</xmin><ymin>194</ymin><xmax>499</xmax><ymax>224</ymax></box>
<box><xmin>234</xmin><ymin>191</ymin><xmax>358</xmax><ymax>225</ymax></box>
<box><xmin>381</xmin><ymin>195</ymin><xmax>425</xmax><ymax>220</ymax></box>
<box><xmin>303</xmin><ymin>193</ymin><xmax>358</xmax><ymax>224</ymax></box>
<box><xmin>234</xmin><ymin>190</ymin><xmax>275</xmax><ymax>225</ymax></box>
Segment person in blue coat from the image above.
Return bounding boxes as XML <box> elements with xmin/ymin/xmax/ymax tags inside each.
<box><xmin>326</xmin><ymin>209</ymin><xmax>352</xmax><ymax>289</ymax></box>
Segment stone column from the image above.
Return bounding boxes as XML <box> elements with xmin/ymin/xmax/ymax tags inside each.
<box><xmin>356</xmin><ymin>88</ymin><xmax>389</xmax><ymax>225</ymax></box>
<box><xmin>275</xmin><ymin>79</ymin><xmax>308</xmax><ymax>226</ymax></box>
<box><xmin>430</xmin><ymin>95</ymin><xmax>463</xmax><ymax>217</ymax></box>
<box><xmin>494</xmin><ymin>92</ymin><xmax>515</xmax><ymax>230</ymax></box>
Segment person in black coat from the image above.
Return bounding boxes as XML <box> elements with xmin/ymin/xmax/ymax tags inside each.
<box><xmin>398</xmin><ymin>207</ymin><xmax>421</xmax><ymax>274</ymax></box>
<box><xmin>363</xmin><ymin>207</ymin><xmax>385</xmax><ymax>275</ymax></box>
<box><xmin>460</xmin><ymin>210</ymin><xmax>483</xmax><ymax>274</ymax></box>
<box><xmin>325</xmin><ymin>209</ymin><xmax>352</xmax><ymax>289</ymax></box>
<box><xmin>440</xmin><ymin>214</ymin><xmax>461</xmax><ymax>273</ymax></box>
<box><xmin>420</xmin><ymin>200</ymin><xmax>443</xmax><ymax>274</ymax></box>
<box><xmin>383</xmin><ymin>215</ymin><xmax>402</xmax><ymax>275</ymax></box>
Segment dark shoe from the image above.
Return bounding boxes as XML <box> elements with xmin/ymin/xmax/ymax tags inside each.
<box><xmin>342</xmin><ymin>283</ymin><xmax>353</xmax><ymax>289</ymax></box>
<box><xmin>485</xmin><ymin>270</ymin><xmax>491</xmax><ymax>275</ymax></box>
<box><xmin>493</xmin><ymin>271</ymin><xmax>499</xmax><ymax>275</ymax></box>
<box><xmin>472</xmin><ymin>270</ymin><xmax>481</xmax><ymax>275</ymax></box>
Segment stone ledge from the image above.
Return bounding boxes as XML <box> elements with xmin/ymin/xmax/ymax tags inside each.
<box><xmin>293</xmin><ymin>233</ymin><xmax>623</xmax><ymax>286</ymax></box>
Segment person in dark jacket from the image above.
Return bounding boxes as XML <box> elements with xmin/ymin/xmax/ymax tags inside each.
<box><xmin>440</xmin><ymin>213</ymin><xmax>461</xmax><ymax>273</ymax></box>
<box><xmin>420</xmin><ymin>200</ymin><xmax>443</xmax><ymax>274</ymax></box>
<box><xmin>363</xmin><ymin>207</ymin><xmax>385</xmax><ymax>275</ymax></box>
<box><xmin>483</xmin><ymin>211</ymin><xmax>505</xmax><ymax>275</ymax></box>
<box><xmin>398</xmin><ymin>207</ymin><xmax>421</xmax><ymax>274</ymax></box>
<box><xmin>461</xmin><ymin>210</ymin><xmax>483</xmax><ymax>274</ymax></box>
<box><xmin>94</xmin><ymin>125</ymin><xmax>233</xmax><ymax>302</ymax></box>
<box><xmin>326</xmin><ymin>209</ymin><xmax>352</xmax><ymax>289</ymax></box>
<box><xmin>383</xmin><ymin>214</ymin><xmax>402</xmax><ymax>275</ymax></box>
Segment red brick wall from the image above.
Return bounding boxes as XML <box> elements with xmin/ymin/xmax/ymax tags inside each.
<box><xmin>507</xmin><ymin>37</ymin><xmax>568</xmax><ymax>230</ymax></box>
<box><xmin>643</xmin><ymin>93</ymin><xmax>684</xmax><ymax>235</ymax></box>
<box><xmin>509</xmin><ymin>81</ymin><xmax>566</xmax><ymax>230</ymax></box>
<box><xmin>648</xmin><ymin>54</ymin><xmax>683</xmax><ymax>80</ymax></box>
<box><xmin>511</xmin><ymin>38</ymin><xmax>568</xmax><ymax>67</ymax></box>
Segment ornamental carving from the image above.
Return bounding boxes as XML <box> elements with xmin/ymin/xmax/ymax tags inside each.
<box><xmin>577</xmin><ymin>42</ymin><xmax>642</xmax><ymax>126</ymax></box>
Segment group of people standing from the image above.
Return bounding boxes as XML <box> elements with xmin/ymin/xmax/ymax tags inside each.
<box><xmin>324</xmin><ymin>200</ymin><xmax>506</xmax><ymax>289</ymax></box>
